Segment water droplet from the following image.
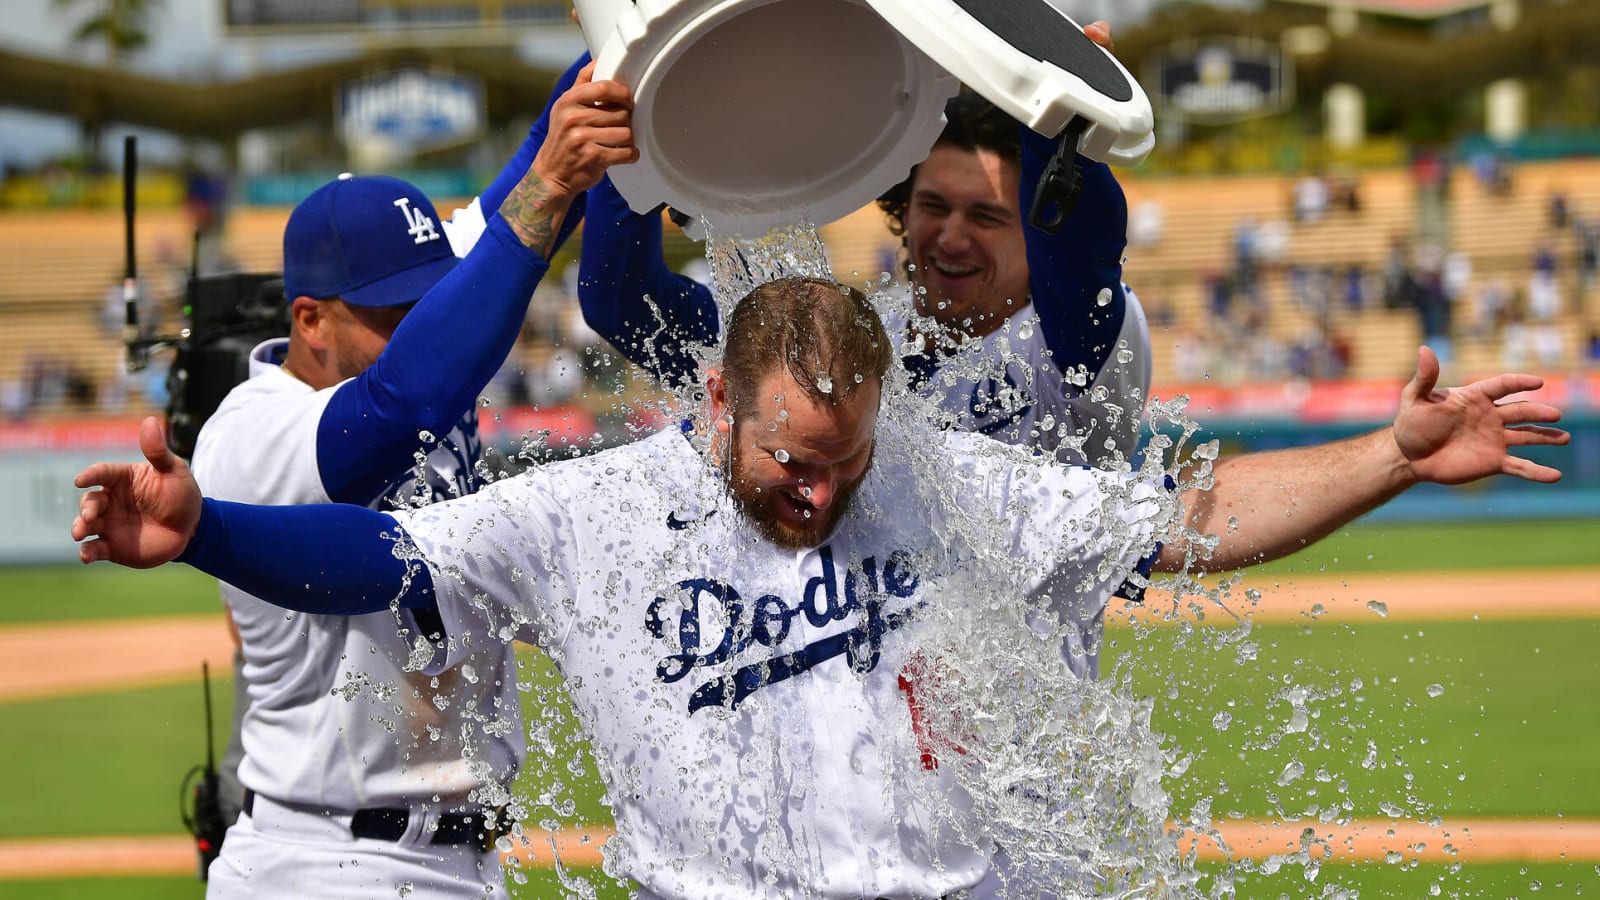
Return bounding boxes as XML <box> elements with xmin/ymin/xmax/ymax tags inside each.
<box><xmin>1426</xmin><ymin>683</ymin><xmax>1445</xmax><ymax>698</ymax></box>
<box><xmin>1367</xmin><ymin>600</ymin><xmax>1389</xmax><ymax>618</ymax></box>
<box><xmin>417</xmin><ymin>430</ymin><xmax>436</xmax><ymax>444</ymax></box>
<box><xmin>774</xmin><ymin>448</ymin><xmax>790</xmax><ymax>463</ymax></box>
<box><xmin>1379</xmin><ymin>801</ymin><xmax>1405</xmax><ymax>817</ymax></box>
<box><xmin>800</xmin><ymin>486</ymin><xmax>813</xmax><ymax>499</ymax></box>
<box><xmin>1212</xmin><ymin>711</ymin><xmax>1233</xmax><ymax>731</ymax></box>
<box><xmin>1116</xmin><ymin>349</ymin><xmax>1134</xmax><ymax>364</ymax></box>
<box><xmin>816</xmin><ymin>375</ymin><xmax>833</xmax><ymax>394</ymax></box>
<box><xmin>776</xmin><ymin>409</ymin><xmax>789</xmax><ymax>421</ymax></box>
<box><xmin>1016</xmin><ymin>320</ymin><xmax>1036</xmax><ymax>340</ymax></box>
<box><xmin>1096</xmin><ymin>287</ymin><xmax>1113</xmax><ymax>307</ymax></box>
<box><xmin>1277</xmin><ymin>761</ymin><xmax>1304</xmax><ymax>786</ymax></box>
<box><xmin>1385</xmin><ymin>850</ymin><xmax>1403</xmax><ymax>865</ymax></box>
<box><xmin>853</xmin><ymin>373</ymin><xmax>864</xmax><ymax>384</ymax></box>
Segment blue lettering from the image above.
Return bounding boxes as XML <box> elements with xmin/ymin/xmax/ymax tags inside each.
<box><xmin>750</xmin><ymin>594</ymin><xmax>794</xmax><ymax>646</ymax></box>
<box><xmin>884</xmin><ymin>550</ymin><xmax>919</xmax><ymax>597</ymax></box>
<box><xmin>647</xmin><ymin>545</ymin><xmax>930</xmax><ymax>714</ymax></box>
<box><xmin>646</xmin><ymin>578</ymin><xmax>744</xmax><ymax>684</ymax></box>
<box><xmin>801</xmin><ymin>546</ymin><xmax>849</xmax><ymax>627</ymax></box>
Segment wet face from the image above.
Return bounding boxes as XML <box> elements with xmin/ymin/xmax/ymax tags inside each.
<box><xmin>904</xmin><ymin>144</ymin><xmax>1030</xmax><ymax>339</ymax></box>
<box><xmin>326</xmin><ymin>300</ymin><xmax>413</xmax><ymax>381</ymax></box>
<box><xmin>719</xmin><ymin>371</ymin><xmax>879</xmax><ymax>551</ymax></box>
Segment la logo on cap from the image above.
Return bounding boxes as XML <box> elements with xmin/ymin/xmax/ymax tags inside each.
<box><xmin>394</xmin><ymin>197</ymin><xmax>441</xmax><ymax>246</ymax></box>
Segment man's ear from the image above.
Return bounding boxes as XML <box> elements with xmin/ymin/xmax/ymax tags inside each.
<box><xmin>289</xmin><ymin>296</ymin><xmax>330</xmax><ymax>350</ymax></box>
<box><xmin>706</xmin><ymin>366</ymin><xmax>732</xmax><ymax>436</ymax></box>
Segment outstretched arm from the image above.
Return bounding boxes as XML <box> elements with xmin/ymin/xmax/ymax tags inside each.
<box><xmin>318</xmin><ymin>65</ymin><xmax>638</xmax><ymax>504</ymax></box>
<box><xmin>576</xmin><ymin>173</ymin><xmax>720</xmax><ymax>387</ymax></box>
<box><xmin>1153</xmin><ymin>347</ymin><xmax>1569</xmax><ymax>573</ymax></box>
<box><xmin>75</xmin><ymin>418</ymin><xmax>434</xmax><ymax>614</ymax></box>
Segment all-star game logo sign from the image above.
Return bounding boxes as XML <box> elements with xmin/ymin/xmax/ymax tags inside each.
<box><xmin>1151</xmin><ymin>36</ymin><xmax>1291</xmax><ymax>125</ymax></box>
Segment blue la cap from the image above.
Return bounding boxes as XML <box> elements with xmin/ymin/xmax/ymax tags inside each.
<box><xmin>282</xmin><ymin>174</ymin><xmax>459</xmax><ymax>308</ymax></box>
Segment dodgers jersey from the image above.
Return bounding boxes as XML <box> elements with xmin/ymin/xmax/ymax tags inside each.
<box><xmin>893</xmin><ymin>285</ymin><xmax>1152</xmax><ymax>466</ymax></box>
<box><xmin>190</xmin><ymin>338</ymin><xmax>523</xmax><ymax>811</ymax></box>
<box><xmin>393</xmin><ymin>420</ymin><xmax>1167</xmax><ymax>898</ymax></box>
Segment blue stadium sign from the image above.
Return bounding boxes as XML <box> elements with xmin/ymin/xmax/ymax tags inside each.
<box><xmin>1152</xmin><ymin>37</ymin><xmax>1292</xmax><ymax>125</ymax></box>
<box><xmin>225</xmin><ymin>0</ymin><xmax>569</xmax><ymax>30</ymax></box>
<box><xmin>338</xmin><ymin>69</ymin><xmax>485</xmax><ymax>150</ymax></box>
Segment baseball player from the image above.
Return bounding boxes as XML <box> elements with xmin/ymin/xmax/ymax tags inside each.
<box><xmin>184</xmin><ymin>66</ymin><xmax>636</xmax><ymax>897</ymax></box>
<box><xmin>75</xmin><ymin>278</ymin><xmax>1566</xmax><ymax>898</ymax></box>
<box><xmin>576</xmin><ymin>20</ymin><xmax>1151</xmax><ymax>469</ymax></box>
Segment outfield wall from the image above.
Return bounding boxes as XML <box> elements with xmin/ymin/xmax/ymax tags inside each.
<box><xmin>9</xmin><ymin>390</ymin><xmax>1598</xmax><ymax>564</ymax></box>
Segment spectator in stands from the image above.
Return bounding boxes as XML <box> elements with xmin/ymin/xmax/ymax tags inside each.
<box><xmin>1342</xmin><ymin>263</ymin><xmax>1367</xmax><ymax>311</ymax></box>
<box><xmin>1527</xmin><ymin>247</ymin><xmax>1563</xmax><ymax>322</ymax></box>
<box><xmin>1384</xmin><ymin>235</ymin><xmax>1417</xmax><ymax>310</ymax></box>
<box><xmin>1549</xmin><ymin>188</ymin><xmax>1571</xmax><ymax>229</ymax></box>
<box><xmin>1467</xmin><ymin>277</ymin><xmax>1512</xmax><ymax>341</ymax></box>
<box><xmin>1579</xmin><ymin>220</ymin><xmax>1599</xmax><ymax>299</ymax></box>
<box><xmin>1128</xmin><ymin>198</ymin><xmax>1164</xmax><ymax>246</ymax></box>
<box><xmin>0</xmin><ymin>379</ymin><xmax>26</xmax><ymax>420</ymax></box>
<box><xmin>1470</xmin><ymin>149</ymin><xmax>1512</xmax><ymax>196</ymax></box>
<box><xmin>1292</xmin><ymin>171</ymin><xmax>1330</xmax><ymax>224</ymax></box>
<box><xmin>1332</xmin><ymin>173</ymin><xmax>1362</xmax><ymax>213</ymax></box>
<box><xmin>1232</xmin><ymin>218</ymin><xmax>1259</xmax><ymax>294</ymax></box>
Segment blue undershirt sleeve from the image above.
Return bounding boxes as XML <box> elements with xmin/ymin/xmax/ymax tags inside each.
<box><xmin>475</xmin><ymin>51</ymin><xmax>591</xmax><ymax>250</ymax></box>
<box><xmin>177</xmin><ymin>498</ymin><xmax>437</xmax><ymax>615</ymax></box>
<box><xmin>577</xmin><ymin>174</ymin><xmax>719</xmax><ymax>387</ymax></box>
<box><xmin>317</xmin><ymin>215</ymin><xmax>549</xmax><ymax>504</ymax></box>
<box><xmin>1019</xmin><ymin>127</ymin><xmax>1130</xmax><ymax>377</ymax></box>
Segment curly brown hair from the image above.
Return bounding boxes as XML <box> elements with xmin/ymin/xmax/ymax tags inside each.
<box><xmin>876</xmin><ymin>92</ymin><xmax>1022</xmax><ymax>239</ymax></box>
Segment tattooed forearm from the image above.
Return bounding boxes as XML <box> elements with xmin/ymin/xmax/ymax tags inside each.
<box><xmin>499</xmin><ymin>170</ymin><xmax>568</xmax><ymax>258</ymax></box>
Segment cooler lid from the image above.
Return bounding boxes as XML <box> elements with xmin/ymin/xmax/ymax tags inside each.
<box><xmin>862</xmin><ymin>0</ymin><xmax>1156</xmax><ymax>165</ymax></box>
<box><xmin>590</xmin><ymin>0</ymin><xmax>958</xmax><ymax>240</ymax></box>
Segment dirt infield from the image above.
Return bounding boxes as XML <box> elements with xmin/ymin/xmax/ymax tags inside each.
<box><xmin>0</xmin><ymin>614</ymin><xmax>235</xmax><ymax>703</ymax></box>
<box><xmin>1</xmin><ymin>567</ymin><xmax>1595</xmax><ymax>879</ymax></box>
<box><xmin>4</xmin><ymin>817</ymin><xmax>1599</xmax><ymax>879</ymax></box>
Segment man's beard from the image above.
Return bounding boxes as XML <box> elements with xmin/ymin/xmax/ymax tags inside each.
<box><xmin>724</xmin><ymin>434</ymin><xmax>869</xmax><ymax>551</ymax></box>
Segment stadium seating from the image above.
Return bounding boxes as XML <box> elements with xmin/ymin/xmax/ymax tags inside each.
<box><xmin>2</xmin><ymin>158</ymin><xmax>1598</xmax><ymax>418</ymax></box>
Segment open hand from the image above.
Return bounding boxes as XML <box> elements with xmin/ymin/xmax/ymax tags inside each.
<box><xmin>71</xmin><ymin>416</ymin><xmax>203</xmax><ymax>567</ymax></box>
<box><xmin>1394</xmin><ymin>346</ymin><xmax>1569</xmax><ymax>485</ymax></box>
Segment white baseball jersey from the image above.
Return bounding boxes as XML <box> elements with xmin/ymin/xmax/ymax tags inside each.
<box><xmin>190</xmin><ymin>338</ymin><xmax>523</xmax><ymax>813</ymax></box>
<box><xmin>394</xmin><ymin>419</ymin><xmax>1166</xmax><ymax>898</ymax></box>
<box><xmin>894</xmin><ymin>286</ymin><xmax>1152</xmax><ymax>467</ymax></box>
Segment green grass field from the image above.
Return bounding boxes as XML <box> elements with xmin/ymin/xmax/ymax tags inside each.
<box><xmin>4</xmin><ymin>519</ymin><xmax>1597</xmax><ymax>898</ymax></box>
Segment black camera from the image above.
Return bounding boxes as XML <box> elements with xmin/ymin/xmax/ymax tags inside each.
<box><xmin>163</xmin><ymin>274</ymin><xmax>291</xmax><ymax>459</ymax></box>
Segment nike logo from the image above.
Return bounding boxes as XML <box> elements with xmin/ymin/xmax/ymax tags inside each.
<box><xmin>667</xmin><ymin>509</ymin><xmax>713</xmax><ymax>530</ymax></box>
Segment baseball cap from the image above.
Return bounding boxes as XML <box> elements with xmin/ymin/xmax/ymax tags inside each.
<box><xmin>282</xmin><ymin>174</ymin><xmax>459</xmax><ymax>308</ymax></box>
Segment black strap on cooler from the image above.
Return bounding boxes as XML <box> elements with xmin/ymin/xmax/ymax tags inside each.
<box><xmin>1028</xmin><ymin>115</ymin><xmax>1090</xmax><ymax>234</ymax></box>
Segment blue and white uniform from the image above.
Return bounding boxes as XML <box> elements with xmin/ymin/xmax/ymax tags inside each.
<box><xmin>177</xmin><ymin>416</ymin><xmax>1168</xmax><ymax>898</ymax></box>
<box><xmin>188</xmin><ymin>119</ymin><xmax>578</xmax><ymax>896</ymax></box>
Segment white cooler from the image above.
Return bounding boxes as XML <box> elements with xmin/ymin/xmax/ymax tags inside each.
<box><xmin>574</xmin><ymin>0</ymin><xmax>1156</xmax><ymax>238</ymax></box>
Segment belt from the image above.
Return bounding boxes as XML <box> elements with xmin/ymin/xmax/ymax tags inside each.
<box><xmin>242</xmin><ymin>790</ymin><xmax>503</xmax><ymax>853</ymax></box>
